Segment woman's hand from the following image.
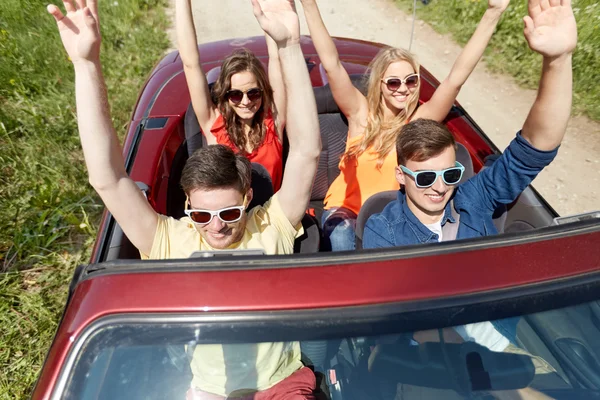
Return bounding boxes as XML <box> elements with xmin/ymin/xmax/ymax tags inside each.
<box><xmin>251</xmin><ymin>0</ymin><xmax>300</xmax><ymax>46</ymax></box>
<box><xmin>47</xmin><ymin>0</ymin><xmax>101</xmax><ymax>64</ymax></box>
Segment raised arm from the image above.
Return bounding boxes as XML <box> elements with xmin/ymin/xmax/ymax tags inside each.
<box><xmin>300</xmin><ymin>0</ymin><xmax>367</xmax><ymax>127</ymax></box>
<box><xmin>265</xmin><ymin>33</ymin><xmax>286</xmax><ymax>140</ymax></box>
<box><xmin>252</xmin><ymin>0</ymin><xmax>321</xmax><ymax>227</ymax></box>
<box><xmin>459</xmin><ymin>0</ymin><xmax>576</xmax><ymax>211</ymax></box>
<box><xmin>175</xmin><ymin>0</ymin><xmax>218</xmax><ymax>143</ymax></box>
<box><xmin>521</xmin><ymin>0</ymin><xmax>576</xmax><ymax>150</ymax></box>
<box><xmin>414</xmin><ymin>0</ymin><xmax>509</xmax><ymax>122</ymax></box>
<box><xmin>47</xmin><ymin>0</ymin><xmax>158</xmax><ymax>255</ymax></box>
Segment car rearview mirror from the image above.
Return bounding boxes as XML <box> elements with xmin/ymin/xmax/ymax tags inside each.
<box><xmin>370</xmin><ymin>341</ymin><xmax>535</xmax><ymax>394</ymax></box>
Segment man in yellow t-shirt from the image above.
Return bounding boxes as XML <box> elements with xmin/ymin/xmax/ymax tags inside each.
<box><xmin>49</xmin><ymin>0</ymin><xmax>320</xmax><ymax>396</ymax></box>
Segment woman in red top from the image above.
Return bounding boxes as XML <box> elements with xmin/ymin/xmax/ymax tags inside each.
<box><xmin>176</xmin><ymin>0</ymin><xmax>285</xmax><ymax>191</ymax></box>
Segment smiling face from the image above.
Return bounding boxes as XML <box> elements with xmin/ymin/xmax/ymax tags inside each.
<box><xmin>187</xmin><ymin>187</ymin><xmax>253</xmax><ymax>249</ymax></box>
<box><xmin>228</xmin><ymin>70</ymin><xmax>263</xmax><ymax>123</ymax></box>
<box><xmin>380</xmin><ymin>60</ymin><xmax>419</xmax><ymax>114</ymax></box>
<box><xmin>396</xmin><ymin>145</ymin><xmax>457</xmax><ymax>224</ymax></box>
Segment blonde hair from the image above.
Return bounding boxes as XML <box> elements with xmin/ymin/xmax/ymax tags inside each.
<box><xmin>342</xmin><ymin>47</ymin><xmax>420</xmax><ymax>167</ymax></box>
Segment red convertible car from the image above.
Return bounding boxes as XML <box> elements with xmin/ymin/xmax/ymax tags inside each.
<box><xmin>32</xmin><ymin>36</ymin><xmax>600</xmax><ymax>399</ymax></box>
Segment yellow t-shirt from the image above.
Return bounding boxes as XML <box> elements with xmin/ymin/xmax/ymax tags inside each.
<box><xmin>141</xmin><ymin>194</ymin><xmax>304</xmax><ymax>396</ymax></box>
<box><xmin>324</xmin><ymin>135</ymin><xmax>400</xmax><ymax>215</ymax></box>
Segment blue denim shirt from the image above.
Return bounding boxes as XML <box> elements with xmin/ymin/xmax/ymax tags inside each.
<box><xmin>363</xmin><ymin>132</ymin><xmax>559</xmax><ymax>247</ymax></box>
<box><xmin>363</xmin><ymin>132</ymin><xmax>559</xmax><ymax>343</ymax></box>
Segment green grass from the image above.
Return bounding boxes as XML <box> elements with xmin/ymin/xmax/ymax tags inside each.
<box><xmin>0</xmin><ymin>0</ymin><xmax>169</xmax><ymax>397</ymax></box>
<box><xmin>394</xmin><ymin>0</ymin><xmax>600</xmax><ymax>121</ymax></box>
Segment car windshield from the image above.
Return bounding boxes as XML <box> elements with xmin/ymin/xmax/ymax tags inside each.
<box><xmin>60</xmin><ymin>298</ymin><xmax>600</xmax><ymax>400</ymax></box>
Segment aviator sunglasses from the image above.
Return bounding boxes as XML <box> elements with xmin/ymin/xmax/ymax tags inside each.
<box><xmin>225</xmin><ymin>88</ymin><xmax>262</xmax><ymax>105</ymax></box>
<box><xmin>381</xmin><ymin>74</ymin><xmax>420</xmax><ymax>92</ymax></box>
<box><xmin>184</xmin><ymin>196</ymin><xmax>247</xmax><ymax>225</ymax></box>
<box><xmin>400</xmin><ymin>162</ymin><xmax>465</xmax><ymax>188</ymax></box>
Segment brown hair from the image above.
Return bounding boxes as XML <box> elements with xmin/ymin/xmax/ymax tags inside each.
<box><xmin>396</xmin><ymin>119</ymin><xmax>455</xmax><ymax>165</ymax></box>
<box><xmin>343</xmin><ymin>47</ymin><xmax>420</xmax><ymax>167</ymax></box>
<box><xmin>211</xmin><ymin>49</ymin><xmax>274</xmax><ymax>154</ymax></box>
<box><xmin>181</xmin><ymin>145</ymin><xmax>252</xmax><ymax>195</ymax></box>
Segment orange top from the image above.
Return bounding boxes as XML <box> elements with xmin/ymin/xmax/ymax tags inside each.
<box><xmin>210</xmin><ymin>112</ymin><xmax>283</xmax><ymax>192</ymax></box>
<box><xmin>324</xmin><ymin>135</ymin><xmax>400</xmax><ymax>215</ymax></box>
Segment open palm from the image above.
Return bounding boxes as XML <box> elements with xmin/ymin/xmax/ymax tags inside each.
<box><xmin>523</xmin><ymin>0</ymin><xmax>577</xmax><ymax>58</ymax></box>
<box><xmin>251</xmin><ymin>0</ymin><xmax>300</xmax><ymax>45</ymax></box>
<box><xmin>47</xmin><ymin>0</ymin><xmax>101</xmax><ymax>63</ymax></box>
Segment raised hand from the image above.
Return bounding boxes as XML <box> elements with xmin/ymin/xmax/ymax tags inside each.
<box><xmin>47</xmin><ymin>0</ymin><xmax>101</xmax><ymax>63</ymax></box>
<box><xmin>251</xmin><ymin>0</ymin><xmax>300</xmax><ymax>46</ymax></box>
<box><xmin>523</xmin><ymin>0</ymin><xmax>577</xmax><ymax>58</ymax></box>
<box><xmin>488</xmin><ymin>0</ymin><xmax>510</xmax><ymax>13</ymax></box>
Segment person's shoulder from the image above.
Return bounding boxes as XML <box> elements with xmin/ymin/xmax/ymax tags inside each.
<box><xmin>378</xmin><ymin>193</ymin><xmax>404</xmax><ymax>223</ymax></box>
<box><xmin>249</xmin><ymin>194</ymin><xmax>300</xmax><ymax>230</ymax></box>
<box><xmin>159</xmin><ymin>214</ymin><xmax>198</xmax><ymax>234</ymax></box>
<box><xmin>365</xmin><ymin>198</ymin><xmax>400</xmax><ymax>232</ymax></box>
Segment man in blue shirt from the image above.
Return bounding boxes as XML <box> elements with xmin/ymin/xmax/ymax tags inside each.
<box><xmin>364</xmin><ymin>0</ymin><xmax>576</xmax><ymax>396</ymax></box>
<box><xmin>364</xmin><ymin>0</ymin><xmax>576</xmax><ymax>256</ymax></box>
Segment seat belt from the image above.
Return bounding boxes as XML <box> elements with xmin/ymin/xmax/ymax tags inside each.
<box><xmin>441</xmin><ymin>200</ymin><xmax>461</xmax><ymax>241</ymax></box>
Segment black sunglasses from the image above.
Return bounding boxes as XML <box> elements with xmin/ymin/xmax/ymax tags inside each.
<box><xmin>225</xmin><ymin>88</ymin><xmax>262</xmax><ymax>104</ymax></box>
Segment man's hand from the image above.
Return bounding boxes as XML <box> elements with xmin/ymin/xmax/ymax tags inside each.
<box><xmin>523</xmin><ymin>0</ymin><xmax>577</xmax><ymax>59</ymax></box>
<box><xmin>251</xmin><ymin>0</ymin><xmax>300</xmax><ymax>46</ymax></box>
<box><xmin>47</xmin><ymin>0</ymin><xmax>101</xmax><ymax>64</ymax></box>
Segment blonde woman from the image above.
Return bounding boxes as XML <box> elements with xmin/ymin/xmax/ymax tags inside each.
<box><xmin>301</xmin><ymin>0</ymin><xmax>510</xmax><ymax>250</ymax></box>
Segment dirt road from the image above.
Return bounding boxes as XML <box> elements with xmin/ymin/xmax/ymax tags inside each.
<box><xmin>166</xmin><ymin>0</ymin><xmax>600</xmax><ymax>216</ymax></box>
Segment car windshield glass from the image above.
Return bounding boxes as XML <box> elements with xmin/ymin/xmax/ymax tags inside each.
<box><xmin>60</xmin><ymin>299</ymin><xmax>600</xmax><ymax>400</ymax></box>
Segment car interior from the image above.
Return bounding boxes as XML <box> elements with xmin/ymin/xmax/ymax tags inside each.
<box><xmin>102</xmin><ymin>74</ymin><xmax>558</xmax><ymax>262</ymax></box>
<box><xmin>87</xmin><ymin>72</ymin><xmax>600</xmax><ymax>400</ymax></box>
<box><xmin>61</xmin><ymin>298</ymin><xmax>600</xmax><ymax>400</ymax></box>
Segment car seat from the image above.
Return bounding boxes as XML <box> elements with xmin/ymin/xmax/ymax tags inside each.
<box><xmin>308</xmin><ymin>74</ymin><xmax>368</xmax><ymax>224</ymax></box>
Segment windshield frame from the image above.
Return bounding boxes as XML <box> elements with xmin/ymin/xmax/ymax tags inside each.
<box><xmin>52</xmin><ymin>267</ymin><xmax>600</xmax><ymax>399</ymax></box>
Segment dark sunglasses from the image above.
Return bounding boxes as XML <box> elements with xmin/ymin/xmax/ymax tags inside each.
<box><xmin>400</xmin><ymin>162</ymin><xmax>465</xmax><ymax>188</ymax></box>
<box><xmin>381</xmin><ymin>74</ymin><xmax>420</xmax><ymax>92</ymax></box>
<box><xmin>225</xmin><ymin>88</ymin><xmax>262</xmax><ymax>104</ymax></box>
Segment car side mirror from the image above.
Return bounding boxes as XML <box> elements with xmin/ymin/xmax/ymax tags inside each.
<box><xmin>370</xmin><ymin>341</ymin><xmax>535</xmax><ymax>394</ymax></box>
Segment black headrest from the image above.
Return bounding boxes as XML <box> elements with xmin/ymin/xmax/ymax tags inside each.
<box><xmin>294</xmin><ymin>214</ymin><xmax>320</xmax><ymax>254</ymax></box>
<box><xmin>456</xmin><ymin>142</ymin><xmax>474</xmax><ymax>184</ymax></box>
<box><xmin>314</xmin><ymin>74</ymin><xmax>368</xmax><ymax>115</ymax></box>
<box><xmin>248</xmin><ymin>163</ymin><xmax>274</xmax><ymax>210</ymax></box>
<box><xmin>355</xmin><ymin>190</ymin><xmax>398</xmax><ymax>250</ymax></box>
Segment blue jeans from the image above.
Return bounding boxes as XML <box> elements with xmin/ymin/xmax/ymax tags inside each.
<box><xmin>322</xmin><ymin>207</ymin><xmax>357</xmax><ymax>251</ymax></box>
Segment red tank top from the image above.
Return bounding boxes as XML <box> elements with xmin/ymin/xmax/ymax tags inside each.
<box><xmin>210</xmin><ymin>111</ymin><xmax>283</xmax><ymax>192</ymax></box>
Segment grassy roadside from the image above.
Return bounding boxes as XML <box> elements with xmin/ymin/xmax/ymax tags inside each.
<box><xmin>393</xmin><ymin>0</ymin><xmax>600</xmax><ymax>121</ymax></box>
<box><xmin>0</xmin><ymin>0</ymin><xmax>169</xmax><ymax>397</ymax></box>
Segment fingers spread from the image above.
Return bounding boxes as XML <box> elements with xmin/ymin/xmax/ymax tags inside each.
<box><xmin>251</xmin><ymin>0</ymin><xmax>265</xmax><ymax>22</ymax></box>
<box><xmin>83</xmin><ymin>6</ymin><xmax>98</xmax><ymax>31</ymax></box>
<box><xmin>523</xmin><ymin>15</ymin><xmax>535</xmax><ymax>40</ymax></box>
<box><xmin>527</xmin><ymin>0</ymin><xmax>542</xmax><ymax>18</ymax></box>
<box><xmin>47</xmin><ymin>4</ymin><xmax>65</xmax><ymax>21</ymax></box>
<box><xmin>62</xmin><ymin>0</ymin><xmax>76</xmax><ymax>13</ymax></box>
<box><xmin>75</xmin><ymin>0</ymin><xmax>86</xmax><ymax>10</ymax></box>
<box><xmin>87</xmin><ymin>0</ymin><xmax>100</xmax><ymax>24</ymax></box>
